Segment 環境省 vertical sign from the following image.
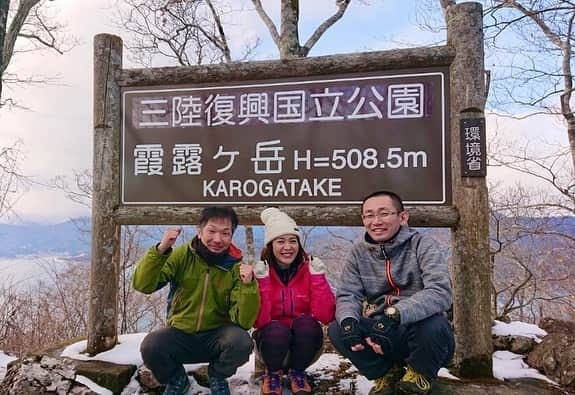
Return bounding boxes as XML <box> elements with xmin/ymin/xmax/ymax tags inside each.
<box><xmin>121</xmin><ymin>68</ymin><xmax>450</xmax><ymax>205</ymax></box>
<box><xmin>460</xmin><ymin>117</ymin><xmax>486</xmax><ymax>177</ymax></box>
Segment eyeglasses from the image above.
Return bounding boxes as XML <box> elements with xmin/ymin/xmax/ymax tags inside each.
<box><xmin>361</xmin><ymin>211</ymin><xmax>400</xmax><ymax>221</ymax></box>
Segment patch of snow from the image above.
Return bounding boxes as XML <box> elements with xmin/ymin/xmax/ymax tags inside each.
<box><xmin>492</xmin><ymin>350</ymin><xmax>557</xmax><ymax>385</ymax></box>
<box><xmin>492</xmin><ymin>320</ymin><xmax>547</xmax><ymax>343</ymax></box>
<box><xmin>61</xmin><ymin>333</ymin><xmax>147</xmax><ymax>366</ymax></box>
<box><xmin>76</xmin><ymin>375</ymin><xmax>113</xmax><ymax>395</ymax></box>
<box><xmin>438</xmin><ymin>367</ymin><xmax>460</xmax><ymax>380</ymax></box>
<box><xmin>0</xmin><ymin>323</ymin><xmax>555</xmax><ymax>394</ymax></box>
<box><xmin>0</xmin><ymin>351</ymin><xmax>17</xmax><ymax>382</ymax></box>
<box><xmin>307</xmin><ymin>353</ymin><xmax>371</xmax><ymax>393</ymax></box>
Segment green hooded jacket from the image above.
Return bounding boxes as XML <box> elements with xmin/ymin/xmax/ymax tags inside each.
<box><xmin>132</xmin><ymin>239</ymin><xmax>260</xmax><ymax>334</ymax></box>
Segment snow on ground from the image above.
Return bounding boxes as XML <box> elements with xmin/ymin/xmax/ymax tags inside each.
<box><xmin>61</xmin><ymin>333</ymin><xmax>146</xmax><ymax>366</ymax></box>
<box><xmin>492</xmin><ymin>320</ymin><xmax>548</xmax><ymax>343</ymax></box>
<box><xmin>438</xmin><ymin>367</ymin><xmax>459</xmax><ymax>381</ymax></box>
<box><xmin>0</xmin><ymin>352</ymin><xmax>17</xmax><ymax>383</ymax></box>
<box><xmin>0</xmin><ymin>321</ymin><xmax>559</xmax><ymax>394</ymax></box>
<box><xmin>492</xmin><ymin>350</ymin><xmax>557</xmax><ymax>385</ymax></box>
<box><xmin>76</xmin><ymin>375</ymin><xmax>114</xmax><ymax>395</ymax></box>
<box><xmin>61</xmin><ymin>339</ymin><xmax>371</xmax><ymax>395</ymax></box>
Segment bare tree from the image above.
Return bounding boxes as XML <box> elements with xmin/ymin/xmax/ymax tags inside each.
<box><xmin>483</xmin><ymin>1</ymin><xmax>575</xmax><ymax>171</ymax></box>
<box><xmin>1</xmin><ymin>0</ymin><xmax>74</xmax><ymax>222</ymax></box>
<box><xmin>52</xmin><ymin>171</ymin><xmax>171</xmax><ymax>334</ymax></box>
<box><xmin>251</xmin><ymin>0</ymin><xmax>352</xmax><ymax>59</ymax></box>
<box><xmin>117</xmin><ymin>0</ymin><xmax>357</xmax><ymax>63</ymax></box>
<box><xmin>421</xmin><ymin>1</ymin><xmax>575</xmax><ymax>170</ymax></box>
<box><xmin>0</xmin><ymin>0</ymin><xmax>72</xmax><ymax>108</ymax></box>
<box><xmin>417</xmin><ymin>1</ymin><xmax>575</xmax><ymax>323</ymax></box>
<box><xmin>0</xmin><ymin>258</ymin><xmax>91</xmax><ymax>355</ymax></box>
<box><xmin>118</xmin><ymin>225</ymin><xmax>169</xmax><ymax>334</ymax></box>
<box><xmin>489</xmin><ymin>188</ymin><xmax>575</xmax><ymax>322</ymax></box>
<box><xmin>489</xmin><ymin>129</ymin><xmax>574</xmax><ymax>218</ymax></box>
<box><xmin>0</xmin><ymin>140</ymin><xmax>28</xmax><ymax>218</ymax></box>
<box><xmin>488</xmin><ymin>130</ymin><xmax>575</xmax><ymax>322</ymax></box>
<box><xmin>52</xmin><ymin>169</ymin><xmax>92</xmax><ymax>209</ymax></box>
<box><xmin>116</xmin><ymin>0</ymin><xmax>259</xmax><ymax>66</ymax></box>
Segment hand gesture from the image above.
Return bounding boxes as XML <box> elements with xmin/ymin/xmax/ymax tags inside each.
<box><xmin>157</xmin><ymin>227</ymin><xmax>182</xmax><ymax>254</ymax></box>
<box><xmin>239</xmin><ymin>263</ymin><xmax>254</xmax><ymax>284</ymax></box>
<box><xmin>365</xmin><ymin>337</ymin><xmax>383</xmax><ymax>355</ymax></box>
<box><xmin>309</xmin><ymin>256</ymin><xmax>326</xmax><ymax>275</ymax></box>
<box><xmin>253</xmin><ymin>260</ymin><xmax>270</xmax><ymax>279</ymax></box>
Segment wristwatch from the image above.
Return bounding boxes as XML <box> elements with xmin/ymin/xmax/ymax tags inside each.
<box><xmin>384</xmin><ymin>306</ymin><xmax>400</xmax><ymax>322</ymax></box>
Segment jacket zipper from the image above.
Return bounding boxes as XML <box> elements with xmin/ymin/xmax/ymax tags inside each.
<box><xmin>381</xmin><ymin>244</ymin><xmax>400</xmax><ymax>306</ymax></box>
<box><xmin>273</xmin><ymin>261</ymin><xmax>307</xmax><ymax>319</ymax></box>
<box><xmin>169</xmin><ymin>288</ymin><xmax>183</xmax><ymax>320</ymax></box>
<box><xmin>289</xmin><ymin>288</ymin><xmax>295</xmax><ymax>317</ymax></box>
<box><xmin>196</xmin><ymin>269</ymin><xmax>210</xmax><ymax>332</ymax></box>
<box><xmin>280</xmin><ymin>288</ymin><xmax>285</xmax><ymax>317</ymax></box>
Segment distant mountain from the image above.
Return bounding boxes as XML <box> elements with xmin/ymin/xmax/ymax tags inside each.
<box><xmin>0</xmin><ymin>218</ymin><xmax>363</xmax><ymax>258</ymax></box>
<box><xmin>0</xmin><ymin>219</ymin><xmax>91</xmax><ymax>258</ymax></box>
<box><xmin>1</xmin><ymin>215</ymin><xmax>572</xmax><ymax>259</ymax></box>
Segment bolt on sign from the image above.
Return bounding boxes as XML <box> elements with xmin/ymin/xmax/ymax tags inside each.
<box><xmin>121</xmin><ymin>67</ymin><xmax>451</xmax><ymax>205</ymax></box>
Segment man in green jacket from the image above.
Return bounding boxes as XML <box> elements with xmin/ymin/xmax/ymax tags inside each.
<box><xmin>133</xmin><ymin>206</ymin><xmax>260</xmax><ymax>395</ymax></box>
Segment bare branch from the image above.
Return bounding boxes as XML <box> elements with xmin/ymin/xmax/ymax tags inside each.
<box><xmin>117</xmin><ymin>0</ymin><xmax>256</xmax><ymax>66</ymax></box>
<box><xmin>439</xmin><ymin>0</ymin><xmax>456</xmax><ymax>20</ymax></box>
<box><xmin>205</xmin><ymin>0</ymin><xmax>231</xmax><ymax>62</ymax></box>
<box><xmin>301</xmin><ymin>0</ymin><xmax>351</xmax><ymax>56</ymax></box>
<box><xmin>251</xmin><ymin>0</ymin><xmax>280</xmax><ymax>49</ymax></box>
<box><xmin>1</xmin><ymin>0</ymin><xmax>40</xmax><ymax>75</ymax></box>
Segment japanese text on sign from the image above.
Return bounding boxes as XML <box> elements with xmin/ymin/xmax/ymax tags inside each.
<box><xmin>460</xmin><ymin>118</ymin><xmax>486</xmax><ymax>177</ymax></box>
<box><xmin>132</xmin><ymin>140</ymin><xmax>429</xmax><ymax>198</ymax></box>
<box><xmin>122</xmin><ymin>70</ymin><xmax>449</xmax><ymax>205</ymax></box>
<box><xmin>134</xmin><ymin>82</ymin><xmax>425</xmax><ymax>129</ymax></box>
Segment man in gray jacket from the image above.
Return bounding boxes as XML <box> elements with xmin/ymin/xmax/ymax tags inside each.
<box><xmin>328</xmin><ymin>190</ymin><xmax>454</xmax><ymax>395</ymax></box>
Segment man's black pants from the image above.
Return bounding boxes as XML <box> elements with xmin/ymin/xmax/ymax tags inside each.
<box><xmin>140</xmin><ymin>324</ymin><xmax>253</xmax><ymax>383</ymax></box>
<box><xmin>328</xmin><ymin>314</ymin><xmax>454</xmax><ymax>380</ymax></box>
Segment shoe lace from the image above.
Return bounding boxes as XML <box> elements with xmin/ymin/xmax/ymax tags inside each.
<box><xmin>403</xmin><ymin>367</ymin><xmax>431</xmax><ymax>391</ymax></box>
<box><xmin>372</xmin><ymin>375</ymin><xmax>390</xmax><ymax>392</ymax></box>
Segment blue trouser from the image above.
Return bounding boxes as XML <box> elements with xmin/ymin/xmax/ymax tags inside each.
<box><xmin>328</xmin><ymin>314</ymin><xmax>454</xmax><ymax>380</ymax></box>
<box><xmin>140</xmin><ymin>324</ymin><xmax>253</xmax><ymax>383</ymax></box>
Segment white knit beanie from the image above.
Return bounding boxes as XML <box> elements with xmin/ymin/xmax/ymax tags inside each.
<box><xmin>261</xmin><ymin>207</ymin><xmax>301</xmax><ymax>245</ymax></box>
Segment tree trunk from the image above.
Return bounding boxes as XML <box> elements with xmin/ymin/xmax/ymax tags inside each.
<box><xmin>0</xmin><ymin>0</ymin><xmax>9</xmax><ymax>104</ymax></box>
<box><xmin>280</xmin><ymin>0</ymin><xmax>301</xmax><ymax>59</ymax></box>
<box><xmin>447</xmin><ymin>2</ymin><xmax>493</xmax><ymax>379</ymax></box>
<box><xmin>568</xmin><ymin>122</ymin><xmax>575</xmax><ymax>172</ymax></box>
<box><xmin>245</xmin><ymin>226</ymin><xmax>256</xmax><ymax>264</ymax></box>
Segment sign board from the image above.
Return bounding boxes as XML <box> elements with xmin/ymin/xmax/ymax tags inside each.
<box><xmin>460</xmin><ymin>118</ymin><xmax>486</xmax><ymax>177</ymax></box>
<box><xmin>121</xmin><ymin>68</ymin><xmax>450</xmax><ymax>205</ymax></box>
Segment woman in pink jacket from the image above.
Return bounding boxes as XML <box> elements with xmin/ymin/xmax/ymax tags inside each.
<box><xmin>253</xmin><ymin>207</ymin><xmax>335</xmax><ymax>395</ymax></box>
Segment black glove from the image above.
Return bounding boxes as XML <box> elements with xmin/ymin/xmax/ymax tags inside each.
<box><xmin>340</xmin><ymin>318</ymin><xmax>364</xmax><ymax>350</ymax></box>
<box><xmin>370</xmin><ymin>316</ymin><xmax>401</xmax><ymax>355</ymax></box>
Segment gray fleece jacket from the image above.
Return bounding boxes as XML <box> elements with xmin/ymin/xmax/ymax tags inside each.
<box><xmin>336</xmin><ymin>225</ymin><xmax>452</xmax><ymax>326</ymax></box>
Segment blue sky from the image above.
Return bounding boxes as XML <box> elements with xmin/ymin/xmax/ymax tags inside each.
<box><xmin>0</xmin><ymin>0</ymin><xmax>568</xmax><ymax>223</ymax></box>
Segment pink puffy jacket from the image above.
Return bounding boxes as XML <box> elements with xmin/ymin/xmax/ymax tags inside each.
<box><xmin>254</xmin><ymin>257</ymin><xmax>335</xmax><ymax>329</ymax></box>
